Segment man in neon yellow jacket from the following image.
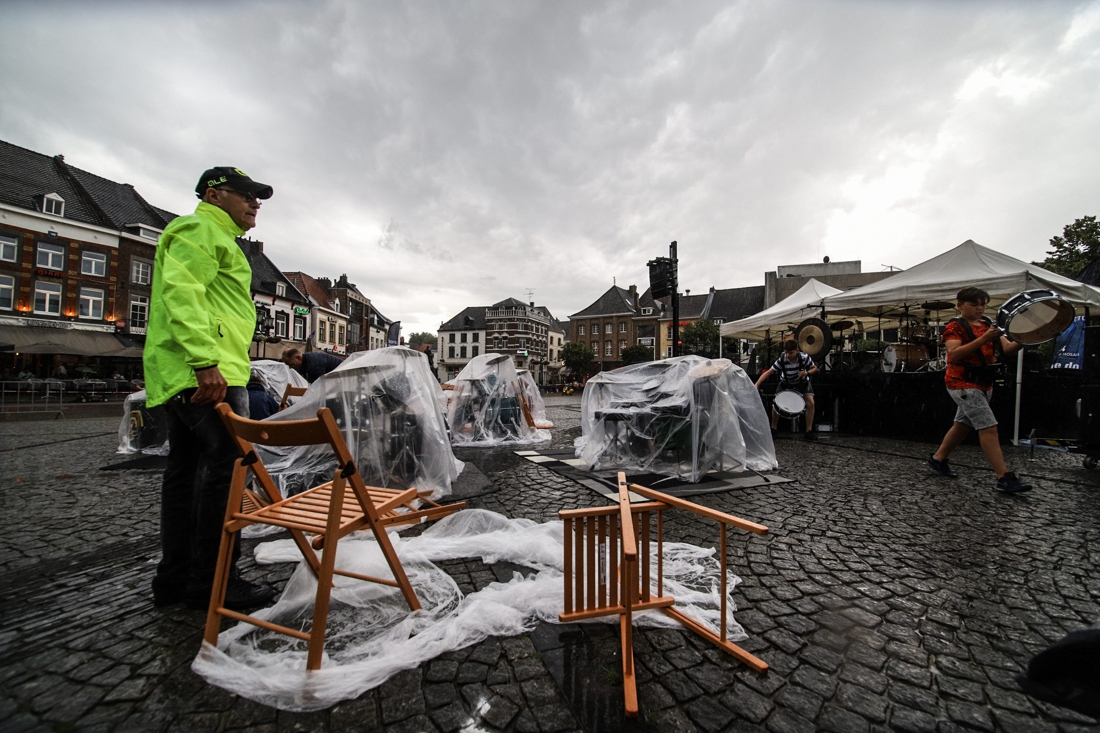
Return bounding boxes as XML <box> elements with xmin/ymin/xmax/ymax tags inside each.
<box><xmin>146</xmin><ymin>166</ymin><xmax>275</xmax><ymax>611</ymax></box>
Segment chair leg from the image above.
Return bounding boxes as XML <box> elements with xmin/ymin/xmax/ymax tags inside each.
<box><xmin>205</xmin><ymin>465</ymin><xmax>248</xmax><ymax>646</ymax></box>
<box><xmin>369</xmin><ymin>517</ymin><xmax>421</xmax><ymax>612</ymax></box>
<box><xmin>307</xmin><ymin>477</ymin><xmax>347</xmax><ymax>671</ymax></box>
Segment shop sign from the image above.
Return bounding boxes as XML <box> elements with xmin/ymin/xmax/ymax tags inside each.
<box><xmin>294</xmin><ymin>306</ymin><xmax>310</xmax><ymax>315</ymax></box>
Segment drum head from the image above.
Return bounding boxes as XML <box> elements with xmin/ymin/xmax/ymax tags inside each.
<box><xmin>774</xmin><ymin>390</ymin><xmax>806</xmax><ymax>417</ymax></box>
<box><xmin>882</xmin><ymin>345</ymin><xmax>897</xmax><ymax>372</ymax></box>
<box><xmin>997</xmin><ymin>290</ymin><xmax>1076</xmax><ymax>345</ymax></box>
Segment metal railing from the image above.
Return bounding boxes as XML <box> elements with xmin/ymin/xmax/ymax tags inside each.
<box><xmin>1</xmin><ymin>381</ymin><xmax>65</xmax><ymax>414</ymax></box>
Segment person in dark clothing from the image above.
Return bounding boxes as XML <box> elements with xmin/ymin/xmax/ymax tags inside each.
<box><xmin>281</xmin><ymin>348</ymin><xmax>344</xmax><ymax>383</ymax></box>
<box><xmin>246</xmin><ymin>371</ymin><xmax>280</xmax><ymax>421</ymax></box>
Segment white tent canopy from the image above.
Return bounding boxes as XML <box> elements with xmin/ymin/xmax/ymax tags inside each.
<box><xmin>820</xmin><ymin>240</ymin><xmax>1100</xmax><ymax>319</ymax></box>
<box><xmin>720</xmin><ymin>279</ymin><xmax>843</xmax><ymax>340</ymax></box>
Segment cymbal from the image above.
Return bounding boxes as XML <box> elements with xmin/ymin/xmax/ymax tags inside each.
<box><xmin>921</xmin><ymin>301</ymin><xmax>955</xmax><ymax>311</ymax></box>
<box><xmin>830</xmin><ymin>320</ymin><xmax>855</xmax><ymax>331</ymax></box>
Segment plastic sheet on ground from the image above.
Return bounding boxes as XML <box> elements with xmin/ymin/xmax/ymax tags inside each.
<box><xmin>575</xmin><ymin>355</ymin><xmax>776</xmax><ymax>482</ymax></box>
<box><xmin>516</xmin><ymin>369</ymin><xmax>554</xmax><ymax>429</ymax></box>
<box><xmin>446</xmin><ymin>354</ymin><xmax>550</xmax><ymax>446</ymax></box>
<box><xmin>191</xmin><ymin>509</ymin><xmax>747</xmax><ymax>712</ymax></box>
<box><xmin>259</xmin><ymin>348</ymin><xmax>462</xmax><ymax>499</ymax></box>
<box><xmin>116</xmin><ymin>389</ymin><xmax>169</xmax><ymax>455</ymax></box>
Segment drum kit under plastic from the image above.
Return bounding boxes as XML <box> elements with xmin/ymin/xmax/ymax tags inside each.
<box><xmin>791</xmin><ymin>288</ymin><xmax>1077</xmax><ymax>374</ymax></box>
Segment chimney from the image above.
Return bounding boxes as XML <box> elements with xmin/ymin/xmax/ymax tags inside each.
<box><xmin>629</xmin><ymin>284</ymin><xmax>638</xmax><ymax>310</ymax></box>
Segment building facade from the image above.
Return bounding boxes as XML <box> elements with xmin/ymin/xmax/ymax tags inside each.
<box><xmin>436</xmin><ymin>306</ymin><xmax>486</xmax><ymax>382</ymax></box>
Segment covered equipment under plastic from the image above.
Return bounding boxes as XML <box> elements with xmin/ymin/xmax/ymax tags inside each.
<box><xmin>576</xmin><ymin>356</ymin><xmax>776</xmax><ymax>482</ymax></box>
<box><xmin>248</xmin><ymin>359</ymin><xmax>309</xmax><ymax>406</ymax></box>
<box><xmin>447</xmin><ymin>354</ymin><xmax>550</xmax><ymax>445</ymax></box>
<box><xmin>260</xmin><ymin>348</ymin><xmax>462</xmax><ymax>499</ymax></box>
<box><xmin>516</xmin><ymin>369</ymin><xmax>554</xmax><ymax>429</ymax></box>
<box><xmin>117</xmin><ymin>389</ymin><xmax>169</xmax><ymax>455</ymax></box>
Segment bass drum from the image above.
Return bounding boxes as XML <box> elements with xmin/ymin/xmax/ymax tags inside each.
<box><xmin>773</xmin><ymin>389</ymin><xmax>806</xmax><ymax>417</ymax></box>
<box><xmin>893</xmin><ymin>343</ymin><xmax>930</xmax><ymax>371</ymax></box>
<box><xmin>996</xmin><ymin>289</ymin><xmax>1075</xmax><ymax>345</ymax></box>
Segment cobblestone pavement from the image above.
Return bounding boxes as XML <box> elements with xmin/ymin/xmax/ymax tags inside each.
<box><xmin>1</xmin><ymin>395</ymin><xmax>1097</xmax><ymax>732</ymax></box>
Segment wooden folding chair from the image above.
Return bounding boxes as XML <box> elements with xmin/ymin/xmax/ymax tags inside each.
<box><xmin>559</xmin><ymin>472</ymin><xmax>770</xmax><ymax>717</ymax></box>
<box><xmin>279</xmin><ymin>384</ymin><xmax>309</xmax><ymax>411</ymax></box>
<box><xmin>205</xmin><ymin>404</ymin><xmax>422</xmax><ymax>671</ymax></box>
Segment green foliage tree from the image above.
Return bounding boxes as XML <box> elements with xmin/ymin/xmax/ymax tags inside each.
<box><xmin>679</xmin><ymin>319</ymin><xmax>721</xmax><ymax>358</ymax></box>
<box><xmin>1039</xmin><ymin>215</ymin><xmax>1099</xmax><ymax>277</ymax></box>
<box><xmin>620</xmin><ymin>344</ymin><xmax>654</xmax><ymax>365</ymax></box>
<box><xmin>561</xmin><ymin>341</ymin><xmax>595</xmax><ymax>377</ymax></box>
<box><xmin>406</xmin><ymin>332</ymin><xmax>436</xmax><ymax>349</ymax></box>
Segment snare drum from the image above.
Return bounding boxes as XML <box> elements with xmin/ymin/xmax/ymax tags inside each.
<box><xmin>996</xmin><ymin>289</ymin><xmax>1075</xmax><ymax>345</ymax></box>
<box><xmin>773</xmin><ymin>389</ymin><xmax>806</xmax><ymax>417</ymax></box>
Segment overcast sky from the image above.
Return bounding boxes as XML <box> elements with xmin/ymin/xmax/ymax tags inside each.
<box><xmin>2</xmin><ymin>0</ymin><xmax>1097</xmax><ymax>334</ymax></box>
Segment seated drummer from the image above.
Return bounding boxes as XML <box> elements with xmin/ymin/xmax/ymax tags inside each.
<box><xmin>755</xmin><ymin>339</ymin><xmax>818</xmax><ymax>439</ymax></box>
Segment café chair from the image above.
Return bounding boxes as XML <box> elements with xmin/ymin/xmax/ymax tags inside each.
<box><xmin>279</xmin><ymin>384</ymin><xmax>309</xmax><ymax>411</ymax></box>
<box><xmin>558</xmin><ymin>472</ymin><xmax>770</xmax><ymax>718</ymax></box>
<box><xmin>205</xmin><ymin>403</ymin><xmax>422</xmax><ymax>671</ymax></box>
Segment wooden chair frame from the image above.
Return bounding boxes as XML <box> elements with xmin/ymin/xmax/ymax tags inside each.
<box><xmin>559</xmin><ymin>471</ymin><xmax>769</xmax><ymax>717</ymax></box>
<box><xmin>279</xmin><ymin>384</ymin><xmax>309</xmax><ymax>411</ymax></box>
<box><xmin>205</xmin><ymin>404</ymin><xmax>426</xmax><ymax>670</ymax></box>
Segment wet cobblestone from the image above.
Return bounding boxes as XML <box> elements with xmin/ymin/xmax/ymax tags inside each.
<box><xmin>1</xmin><ymin>395</ymin><xmax>1098</xmax><ymax>731</ymax></box>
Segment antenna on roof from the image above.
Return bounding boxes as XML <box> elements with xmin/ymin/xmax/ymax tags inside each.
<box><xmin>524</xmin><ymin>288</ymin><xmax>535</xmax><ymax>303</ymax></box>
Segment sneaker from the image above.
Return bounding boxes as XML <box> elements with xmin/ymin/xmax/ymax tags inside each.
<box><xmin>996</xmin><ymin>472</ymin><xmax>1033</xmax><ymax>493</ymax></box>
<box><xmin>185</xmin><ymin>574</ymin><xmax>275</xmax><ymax>611</ymax></box>
<box><xmin>927</xmin><ymin>454</ymin><xmax>957</xmax><ymax>478</ymax></box>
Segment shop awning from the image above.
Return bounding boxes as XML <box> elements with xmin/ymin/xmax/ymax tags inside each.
<box><xmin>0</xmin><ymin>325</ymin><xmax>141</xmax><ymax>357</ymax></box>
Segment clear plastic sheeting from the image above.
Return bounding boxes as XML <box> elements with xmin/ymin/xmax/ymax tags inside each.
<box><xmin>191</xmin><ymin>509</ymin><xmax>747</xmax><ymax>712</ymax></box>
<box><xmin>259</xmin><ymin>348</ymin><xmax>461</xmax><ymax>499</ymax></box>
<box><xmin>116</xmin><ymin>389</ymin><xmax>169</xmax><ymax>455</ymax></box>
<box><xmin>250</xmin><ymin>359</ymin><xmax>310</xmax><ymax>405</ymax></box>
<box><xmin>516</xmin><ymin>369</ymin><xmax>554</xmax><ymax>429</ymax></box>
<box><xmin>447</xmin><ymin>354</ymin><xmax>550</xmax><ymax>446</ymax></box>
<box><xmin>575</xmin><ymin>356</ymin><xmax>776</xmax><ymax>482</ymax></box>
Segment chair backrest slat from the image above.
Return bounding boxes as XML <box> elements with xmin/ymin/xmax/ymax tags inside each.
<box><xmin>217</xmin><ymin>404</ymin><xmax>337</xmax><ymax>448</ymax></box>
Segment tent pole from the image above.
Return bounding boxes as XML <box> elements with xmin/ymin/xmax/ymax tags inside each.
<box><xmin>1013</xmin><ymin>348</ymin><xmax>1024</xmax><ymax>446</ymax></box>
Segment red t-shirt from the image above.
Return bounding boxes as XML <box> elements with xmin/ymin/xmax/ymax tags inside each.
<box><xmin>943</xmin><ymin>319</ymin><xmax>997</xmax><ymax>390</ymax></box>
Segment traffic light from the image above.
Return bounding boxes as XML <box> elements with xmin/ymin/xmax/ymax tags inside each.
<box><xmin>648</xmin><ymin>257</ymin><xmax>675</xmax><ymax>299</ymax></box>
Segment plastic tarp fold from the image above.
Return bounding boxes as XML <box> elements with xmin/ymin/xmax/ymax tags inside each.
<box><xmin>447</xmin><ymin>354</ymin><xmax>550</xmax><ymax>445</ymax></box>
<box><xmin>116</xmin><ymin>389</ymin><xmax>169</xmax><ymax>455</ymax></box>
<box><xmin>259</xmin><ymin>347</ymin><xmax>461</xmax><ymax>499</ymax></box>
<box><xmin>575</xmin><ymin>355</ymin><xmax>777</xmax><ymax>481</ymax></box>
<box><xmin>249</xmin><ymin>359</ymin><xmax>310</xmax><ymax>407</ymax></box>
<box><xmin>516</xmin><ymin>370</ymin><xmax>554</xmax><ymax>429</ymax></box>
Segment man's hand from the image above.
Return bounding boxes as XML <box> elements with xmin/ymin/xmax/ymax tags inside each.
<box><xmin>798</xmin><ymin>370</ymin><xmax>808</xmax><ymax>378</ymax></box>
<box><xmin>191</xmin><ymin>366</ymin><xmax>227</xmax><ymax>405</ymax></box>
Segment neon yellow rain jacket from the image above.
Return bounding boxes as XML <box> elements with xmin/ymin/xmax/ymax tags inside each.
<box><xmin>143</xmin><ymin>202</ymin><xmax>255</xmax><ymax>407</ymax></box>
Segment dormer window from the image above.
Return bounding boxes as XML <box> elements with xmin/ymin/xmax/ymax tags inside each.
<box><xmin>641</xmin><ymin>307</ymin><xmax>653</xmax><ymax>316</ymax></box>
<box><xmin>276</xmin><ymin>282</ymin><xmax>286</xmax><ymax>297</ymax></box>
<box><xmin>41</xmin><ymin>193</ymin><xmax>65</xmax><ymax>217</ymax></box>
<box><xmin>139</xmin><ymin>227</ymin><xmax>160</xmax><ymax>240</ymax></box>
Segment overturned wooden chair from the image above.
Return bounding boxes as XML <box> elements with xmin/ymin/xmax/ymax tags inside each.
<box><xmin>279</xmin><ymin>384</ymin><xmax>309</xmax><ymax>411</ymax></box>
<box><xmin>559</xmin><ymin>472</ymin><xmax>770</xmax><ymax>717</ymax></box>
<box><xmin>205</xmin><ymin>404</ymin><xmax>422</xmax><ymax>671</ymax></box>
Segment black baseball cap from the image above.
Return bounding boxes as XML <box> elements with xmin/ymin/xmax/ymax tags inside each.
<box><xmin>195</xmin><ymin>167</ymin><xmax>273</xmax><ymax>199</ymax></box>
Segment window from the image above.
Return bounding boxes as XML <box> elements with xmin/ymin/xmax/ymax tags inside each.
<box><xmin>713</xmin><ymin>318</ymin><xmax>723</xmax><ymax>325</ymax></box>
<box><xmin>42</xmin><ymin>194</ymin><xmax>64</xmax><ymax>217</ymax></box>
<box><xmin>34</xmin><ymin>281</ymin><xmax>62</xmax><ymax>314</ymax></box>
<box><xmin>461</xmin><ymin>333</ymin><xmax>467</xmax><ymax>343</ymax></box>
<box><xmin>642</xmin><ymin>307</ymin><xmax>653</xmax><ymax>315</ymax></box>
<box><xmin>472</xmin><ymin>345</ymin><xmax>479</xmax><ymax>357</ymax></box>
<box><xmin>619</xmin><ymin>322</ymin><xmax>627</xmax><ymax>333</ymax></box>
<box><xmin>0</xmin><ymin>234</ymin><xmax>17</xmax><ymax>263</ymax></box>
<box><xmin>578</xmin><ymin>325</ymin><xmax>585</xmax><ymax>336</ymax></box>
<box><xmin>666</xmin><ymin>346</ymin><xmax>673</xmax><ymax>357</ymax></box>
<box><xmin>130</xmin><ymin>296</ymin><xmax>148</xmax><ymax>330</ymax></box>
<box><xmin>592</xmin><ymin>341</ymin><xmax>598</xmax><ymax>352</ymax></box>
<box><xmin>276</xmin><ymin>282</ymin><xmax>286</xmax><ymax>297</ymax></box>
<box><xmin>473</xmin><ymin>333</ymin><xmax>480</xmax><ymax>342</ymax></box>
<box><xmin>449</xmin><ymin>333</ymin><xmax>455</xmax><ymax>343</ymax></box>
<box><xmin>275</xmin><ymin>311</ymin><xmax>289</xmax><ymax>338</ymax></box>
<box><xmin>132</xmin><ymin>260</ymin><xmax>151</xmax><ymax>285</ymax></box>
<box><xmin>460</xmin><ymin>346</ymin><xmax>467</xmax><ymax>358</ymax></box>
<box><xmin>329</xmin><ymin>322</ymin><xmax>336</xmax><ymax>343</ymax></box>
<box><xmin>338</xmin><ymin>325</ymin><xmax>345</xmax><ymax>346</ymax></box>
<box><xmin>605</xmin><ymin>341</ymin><xmax>613</xmax><ymax>356</ymax></box>
<box><xmin>294</xmin><ymin>316</ymin><xmax>305</xmax><ymax>340</ymax></box>
<box><xmin>37</xmin><ymin>242</ymin><xmax>65</xmax><ymax>270</ymax></box>
<box><xmin>619</xmin><ymin>340</ymin><xmax>626</xmax><ymax>352</ymax></box>
<box><xmin>81</xmin><ymin>251</ymin><xmax>107</xmax><ymax>277</ymax></box>
<box><xmin>666</xmin><ymin>326</ymin><xmax>673</xmax><ymax>339</ymax></box>
<box><xmin>605</xmin><ymin>323</ymin><xmax>612</xmax><ymax>334</ymax></box>
<box><xmin>79</xmin><ymin>288</ymin><xmax>104</xmax><ymax>319</ymax></box>
<box><xmin>448</xmin><ymin>346</ymin><xmax>455</xmax><ymax>358</ymax></box>
<box><xmin>0</xmin><ymin>274</ymin><xmax>13</xmax><ymax>310</ymax></box>
<box><xmin>318</xmin><ymin>322</ymin><xmax>326</xmax><ymax>343</ymax></box>
<box><xmin>138</xmin><ymin>227</ymin><xmax>160</xmax><ymax>240</ymax></box>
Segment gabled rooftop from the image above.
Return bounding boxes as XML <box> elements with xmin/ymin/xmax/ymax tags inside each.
<box><xmin>236</xmin><ymin>241</ymin><xmax>308</xmax><ymax>304</ymax></box>
<box><xmin>440</xmin><ymin>306</ymin><xmax>488</xmax><ymax>331</ymax></box>
<box><xmin>569</xmin><ymin>285</ymin><xmax>638</xmax><ymax>318</ymax></box>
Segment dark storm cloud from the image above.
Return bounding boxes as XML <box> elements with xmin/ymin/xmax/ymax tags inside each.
<box><xmin>1</xmin><ymin>0</ymin><xmax>1097</xmax><ymax>331</ymax></box>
